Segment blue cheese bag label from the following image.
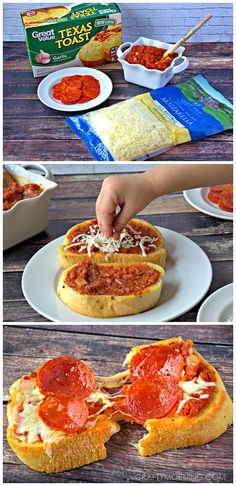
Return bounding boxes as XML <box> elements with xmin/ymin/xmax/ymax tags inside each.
<box><xmin>66</xmin><ymin>75</ymin><xmax>233</xmax><ymax>161</ymax></box>
<box><xmin>150</xmin><ymin>75</ymin><xmax>233</xmax><ymax>140</ymax></box>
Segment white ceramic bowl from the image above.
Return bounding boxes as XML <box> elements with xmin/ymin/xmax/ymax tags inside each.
<box><xmin>117</xmin><ymin>37</ymin><xmax>189</xmax><ymax>89</ymax></box>
<box><xmin>3</xmin><ymin>164</ymin><xmax>57</xmax><ymax>250</ymax></box>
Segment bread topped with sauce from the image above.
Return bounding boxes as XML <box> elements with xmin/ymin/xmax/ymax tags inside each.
<box><xmin>7</xmin><ymin>356</ymin><xmax>120</xmax><ymax>473</ymax></box>
<box><xmin>79</xmin><ymin>24</ymin><xmax>122</xmax><ymax>66</ymax></box>
<box><xmin>59</xmin><ymin>218</ymin><xmax>167</xmax><ymax>269</ymax></box>
<box><xmin>57</xmin><ymin>259</ymin><xmax>165</xmax><ymax>318</ymax></box>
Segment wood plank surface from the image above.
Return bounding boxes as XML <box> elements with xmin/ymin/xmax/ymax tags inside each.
<box><xmin>3</xmin><ymin>42</ymin><xmax>233</xmax><ymax>161</ymax></box>
<box><xmin>3</xmin><ymin>325</ymin><xmax>233</xmax><ymax>483</ymax></box>
<box><xmin>3</xmin><ymin>172</ymin><xmax>233</xmax><ymax>322</ymax></box>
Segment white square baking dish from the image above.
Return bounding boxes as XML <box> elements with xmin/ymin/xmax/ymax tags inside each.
<box><xmin>3</xmin><ymin>163</ymin><xmax>57</xmax><ymax>250</ymax></box>
<box><xmin>117</xmin><ymin>37</ymin><xmax>189</xmax><ymax>89</ymax></box>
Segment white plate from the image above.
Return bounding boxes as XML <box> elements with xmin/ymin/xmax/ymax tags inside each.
<box><xmin>37</xmin><ymin>67</ymin><xmax>113</xmax><ymax>112</ymax></box>
<box><xmin>183</xmin><ymin>188</ymin><xmax>233</xmax><ymax>221</ymax></box>
<box><xmin>197</xmin><ymin>283</ymin><xmax>233</xmax><ymax>323</ymax></box>
<box><xmin>22</xmin><ymin>227</ymin><xmax>212</xmax><ymax>323</ymax></box>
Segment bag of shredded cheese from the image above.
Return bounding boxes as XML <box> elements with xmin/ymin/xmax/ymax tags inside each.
<box><xmin>66</xmin><ymin>75</ymin><xmax>233</xmax><ymax>161</ymax></box>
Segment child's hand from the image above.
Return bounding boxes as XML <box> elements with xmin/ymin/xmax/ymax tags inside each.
<box><xmin>96</xmin><ymin>173</ymin><xmax>156</xmax><ymax>238</ymax></box>
<box><xmin>96</xmin><ymin>164</ymin><xmax>233</xmax><ymax>238</ymax></box>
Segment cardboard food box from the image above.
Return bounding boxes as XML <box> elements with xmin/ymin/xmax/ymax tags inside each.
<box><xmin>21</xmin><ymin>3</ymin><xmax>122</xmax><ymax>77</ymax></box>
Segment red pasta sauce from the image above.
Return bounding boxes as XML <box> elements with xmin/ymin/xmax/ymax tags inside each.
<box><xmin>65</xmin><ymin>260</ymin><xmax>160</xmax><ymax>296</ymax></box>
<box><xmin>125</xmin><ymin>45</ymin><xmax>178</xmax><ymax>71</ymax></box>
<box><xmin>3</xmin><ymin>182</ymin><xmax>43</xmax><ymax>211</ymax></box>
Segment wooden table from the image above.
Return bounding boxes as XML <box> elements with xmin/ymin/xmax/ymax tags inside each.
<box><xmin>3</xmin><ymin>42</ymin><xmax>233</xmax><ymax>161</ymax></box>
<box><xmin>3</xmin><ymin>171</ymin><xmax>233</xmax><ymax>322</ymax></box>
<box><xmin>3</xmin><ymin>324</ymin><xmax>233</xmax><ymax>483</ymax></box>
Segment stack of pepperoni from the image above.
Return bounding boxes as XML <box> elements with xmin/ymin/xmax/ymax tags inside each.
<box><xmin>112</xmin><ymin>341</ymin><xmax>215</xmax><ymax>423</ymax></box>
<box><xmin>207</xmin><ymin>184</ymin><xmax>233</xmax><ymax>212</ymax></box>
<box><xmin>36</xmin><ymin>356</ymin><xmax>95</xmax><ymax>432</ymax></box>
<box><xmin>52</xmin><ymin>75</ymin><xmax>100</xmax><ymax>105</ymax></box>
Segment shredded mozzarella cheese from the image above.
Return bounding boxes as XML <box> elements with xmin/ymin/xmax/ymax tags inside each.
<box><xmin>176</xmin><ymin>375</ymin><xmax>215</xmax><ymax>415</ymax></box>
<box><xmin>11</xmin><ymin>377</ymin><xmax>64</xmax><ymax>445</ymax></box>
<box><xmin>64</xmin><ymin>223</ymin><xmax>158</xmax><ymax>258</ymax></box>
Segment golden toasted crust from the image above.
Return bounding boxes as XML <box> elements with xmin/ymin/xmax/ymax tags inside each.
<box><xmin>7</xmin><ymin>383</ymin><xmax>120</xmax><ymax>473</ymax></box>
<box><xmin>57</xmin><ymin>262</ymin><xmax>165</xmax><ymax>318</ymax></box>
<box><xmin>103</xmin><ymin>26</ymin><xmax>122</xmax><ymax>60</ymax></box>
<box><xmin>59</xmin><ymin>219</ymin><xmax>167</xmax><ymax>269</ymax></box>
<box><xmin>124</xmin><ymin>338</ymin><xmax>233</xmax><ymax>456</ymax></box>
<box><xmin>79</xmin><ymin>38</ymin><xmax>105</xmax><ymax>66</ymax></box>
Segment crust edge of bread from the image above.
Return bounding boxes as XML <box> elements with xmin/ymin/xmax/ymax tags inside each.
<box><xmin>7</xmin><ymin>391</ymin><xmax>120</xmax><ymax>474</ymax></box>
<box><xmin>57</xmin><ymin>262</ymin><xmax>165</xmax><ymax>318</ymax></box>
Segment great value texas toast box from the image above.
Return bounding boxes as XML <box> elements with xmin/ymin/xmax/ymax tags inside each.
<box><xmin>21</xmin><ymin>3</ymin><xmax>122</xmax><ymax>77</ymax></box>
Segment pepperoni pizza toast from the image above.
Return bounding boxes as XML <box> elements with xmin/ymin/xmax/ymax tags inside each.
<box><xmin>7</xmin><ymin>356</ymin><xmax>120</xmax><ymax>473</ymax></box>
<box><xmin>7</xmin><ymin>339</ymin><xmax>232</xmax><ymax>472</ymax></box>
<box><xmin>57</xmin><ymin>260</ymin><xmax>165</xmax><ymax>318</ymax></box>
<box><xmin>59</xmin><ymin>218</ymin><xmax>167</xmax><ymax>269</ymax></box>
<box><xmin>105</xmin><ymin>337</ymin><xmax>232</xmax><ymax>455</ymax></box>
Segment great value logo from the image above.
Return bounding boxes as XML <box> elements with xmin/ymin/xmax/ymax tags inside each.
<box><xmin>32</xmin><ymin>29</ymin><xmax>55</xmax><ymax>41</ymax></box>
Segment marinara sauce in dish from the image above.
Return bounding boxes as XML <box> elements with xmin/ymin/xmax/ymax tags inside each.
<box><xmin>3</xmin><ymin>182</ymin><xmax>43</xmax><ymax>211</ymax></box>
<box><xmin>125</xmin><ymin>45</ymin><xmax>178</xmax><ymax>71</ymax></box>
<box><xmin>52</xmin><ymin>74</ymin><xmax>100</xmax><ymax>105</ymax></box>
<box><xmin>65</xmin><ymin>260</ymin><xmax>160</xmax><ymax>296</ymax></box>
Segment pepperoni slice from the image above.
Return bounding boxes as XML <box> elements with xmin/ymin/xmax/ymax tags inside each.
<box><xmin>51</xmin><ymin>75</ymin><xmax>100</xmax><ymax>104</ymax></box>
<box><xmin>127</xmin><ymin>378</ymin><xmax>181</xmax><ymax>422</ymax></box>
<box><xmin>207</xmin><ymin>190</ymin><xmax>220</xmax><ymax>204</ymax></box>
<box><xmin>78</xmin><ymin>96</ymin><xmax>91</xmax><ymax>104</ymax></box>
<box><xmin>209</xmin><ymin>184</ymin><xmax>232</xmax><ymax>193</ymax></box>
<box><xmin>81</xmin><ymin>76</ymin><xmax>100</xmax><ymax>99</ymax></box>
<box><xmin>37</xmin><ymin>356</ymin><xmax>95</xmax><ymax>399</ymax></box>
<box><xmin>38</xmin><ymin>395</ymin><xmax>88</xmax><ymax>433</ymax></box>
<box><xmin>130</xmin><ymin>344</ymin><xmax>184</xmax><ymax>383</ymax></box>
<box><xmin>218</xmin><ymin>189</ymin><xmax>233</xmax><ymax>212</ymax></box>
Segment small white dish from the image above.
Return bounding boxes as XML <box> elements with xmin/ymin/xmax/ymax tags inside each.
<box><xmin>117</xmin><ymin>37</ymin><xmax>189</xmax><ymax>89</ymax></box>
<box><xmin>22</xmin><ymin>226</ymin><xmax>212</xmax><ymax>323</ymax></box>
<box><xmin>37</xmin><ymin>67</ymin><xmax>113</xmax><ymax>112</ymax></box>
<box><xmin>183</xmin><ymin>187</ymin><xmax>233</xmax><ymax>221</ymax></box>
<box><xmin>197</xmin><ymin>283</ymin><xmax>233</xmax><ymax>322</ymax></box>
<box><xmin>3</xmin><ymin>164</ymin><xmax>57</xmax><ymax>251</ymax></box>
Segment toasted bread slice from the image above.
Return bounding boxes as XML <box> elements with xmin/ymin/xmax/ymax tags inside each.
<box><xmin>59</xmin><ymin>218</ymin><xmax>167</xmax><ymax>269</ymax></box>
<box><xmin>57</xmin><ymin>261</ymin><xmax>165</xmax><ymax>318</ymax></box>
<box><xmin>124</xmin><ymin>337</ymin><xmax>233</xmax><ymax>456</ymax></box>
<box><xmin>7</xmin><ymin>376</ymin><xmax>120</xmax><ymax>473</ymax></box>
<box><xmin>79</xmin><ymin>38</ymin><xmax>106</xmax><ymax>67</ymax></box>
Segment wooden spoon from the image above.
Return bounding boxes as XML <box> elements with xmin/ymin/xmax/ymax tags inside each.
<box><xmin>162</xmin><ymin>14</ymin><xmax>213</xmax><ymax>58</ymax></box>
